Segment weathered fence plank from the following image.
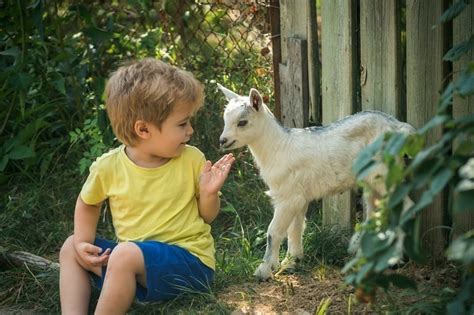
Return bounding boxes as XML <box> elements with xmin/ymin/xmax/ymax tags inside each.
<box><xmin>406</xmin><ymin>0</ymin><xmax>448</xmax><ymax>256</ymax></box>
<box><xmin>308</xmin><ymin>0</ymin><xmax>321</xmax><ymax>124</ymax></box>
<box><xmin>360</xmin><ymin>0</ymin><xmax>402</xmax><ymax>119</ymax></box>
<box><xmin>268</xmin><ymin>0</ymin><xmax>282</xmax><ymax>121</ymax></box>
<box><xmin>279</xmin><ymin>0</ymin><xmax>319</xmax><ymax>127</ymax></box>
<box><xmin>452</xmin><ymin>3</ymin><xmax>474</xmax><ymax>238</ymax></box>
<box><xmin>279</xmin><ymin>38</ymin><xmax>309</xmax><ymax>127</ymax></box>
<box><xmin>321</xmin><ymin>0</ymin><xmax>357</xmax><ymax>228</ymax></box>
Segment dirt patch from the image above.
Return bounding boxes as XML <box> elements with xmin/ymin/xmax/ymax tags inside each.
<box><xmin>218</xmin><ymin>263</ymin><xmax>460</xmax><ymax>314</ymax></box>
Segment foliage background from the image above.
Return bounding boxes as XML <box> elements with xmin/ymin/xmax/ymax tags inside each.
<box><xmin>0</xmin><ymin>1</ymin><xmax>278</xmax><ymax>312</ymax></box>
<box><xmin>0</xmin><ymin>0</ymin><xmax>472</xmax><ymax>314</ymax></box>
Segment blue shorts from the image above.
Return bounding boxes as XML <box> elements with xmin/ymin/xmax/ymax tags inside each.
<box><xmin>90</xmin><ymin>238</ymin><xmax>214</xmax><ymax>302</ymax></box>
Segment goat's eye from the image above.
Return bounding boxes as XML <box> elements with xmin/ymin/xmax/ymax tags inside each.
<box><xmin>237</xmin><ymin>120</ymin><xmax>248</xmax><ymax>127</ymax></box>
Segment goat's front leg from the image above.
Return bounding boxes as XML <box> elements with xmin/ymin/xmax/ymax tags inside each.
<box><xmin>254</xmin><ymin>198</ymin><xmax>305</xmax><ymax>280</ymax></box>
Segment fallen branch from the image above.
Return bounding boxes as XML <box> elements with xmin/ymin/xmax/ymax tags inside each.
<box><xmin>0</xmin><ymin>248</ymin><xmax>59</xmax><ymax>270</ymax></box>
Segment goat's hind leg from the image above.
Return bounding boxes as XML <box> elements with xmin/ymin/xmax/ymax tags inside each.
<box><xmin>280</xmin><ymin>202</ymin><xmax>308</xmax><ymax>272</ymax></box>
<box><xmin>349</xmin><ymin>179</ymin><xmax>385</xmax><ymax>254</ymax></box>
<box><xmin>254</xmin><ymin>197</ymin><xmax>306</xmax><ymax>280</ymax></box>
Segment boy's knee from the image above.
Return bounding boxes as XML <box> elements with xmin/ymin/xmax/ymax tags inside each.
<box><xmin>59</xmin><ymin>235</ymin><xmax>76</xmax><ymax>261</ymax></box>
<box><xmin>107</xmin><ymin>242</ymin><xmax>143</xmax><ymax>272</ymax></box>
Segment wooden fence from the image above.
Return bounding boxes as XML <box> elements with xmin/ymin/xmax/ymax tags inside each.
<box><xmin>269</xmin><ymin>0</ymin><xmax>473</xmax><ymax>256</ymax></box>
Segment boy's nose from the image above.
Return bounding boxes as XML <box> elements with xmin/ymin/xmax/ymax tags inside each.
<box><xmin>187</xmin><ymin>124</ymin><xmax>194</xmax><ymax>135</ymax></box>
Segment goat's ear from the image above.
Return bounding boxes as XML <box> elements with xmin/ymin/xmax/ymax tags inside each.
<box><xmin>217</xmin><ymin>83</ymin><xmax>239</xmax><ymax>101</ymax></box>
<box><xmin>249</xmin><ymin>88</ymin><xmax>263</xmax><ymax>111</ymax></box>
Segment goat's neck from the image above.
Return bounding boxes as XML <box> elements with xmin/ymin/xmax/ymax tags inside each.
<box><xmin>247</xmin><ymin>115</ymin><xmax>289</xmax><ymax>170</ymax></box>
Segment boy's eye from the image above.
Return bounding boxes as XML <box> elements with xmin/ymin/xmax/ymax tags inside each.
<box><xmin>237</xmin><ymin>120</ymin><xmax>248</xmax><ymax>127</ymax></box>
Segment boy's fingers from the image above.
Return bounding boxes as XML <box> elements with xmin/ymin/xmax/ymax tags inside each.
<box><xmin>214</xmin><ymin>153</ymin><xmax>233</xmax><ymax>167</ymax></box>
<box><xmin>83</xmin><ymin>243</ymin><xmax>102</xmax><ymax>255</ymax></box>
<box><xmin>215</xmin><ymin>154</ymin><xmax>235</xmax><ymax>170</ymax></box>
<box><xmin>100</xmin><ymin>248</ymin><xmax>111</xmax><ymax>256</ymax></box>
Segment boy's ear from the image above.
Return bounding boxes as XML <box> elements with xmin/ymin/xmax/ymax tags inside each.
<box><xmin>134</xmin><ymin>120</ymin><xmax>151</xmax><ymax>139</ymax></box>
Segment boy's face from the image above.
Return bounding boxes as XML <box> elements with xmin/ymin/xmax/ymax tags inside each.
<box><xmin>146</xmin><ymin>102</ymin><xmax>195</xmax><ymax>158</ymax></box>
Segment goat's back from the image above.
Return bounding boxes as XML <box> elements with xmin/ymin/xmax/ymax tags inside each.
<box><xmin>262</xmin><ymin>111</ymin><xmax>414</xmax><ymax>201</ymax></box>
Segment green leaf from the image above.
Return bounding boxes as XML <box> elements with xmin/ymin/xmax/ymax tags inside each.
<box><xmin>0</xmin><ymin>156</ymin><xmax>9</xmax><ymax>172</ymax></box>
<box><xmin>408</xmin><ymin>133</ymin><xmax>453</xmax><ymax>173</ymax></box>
<box><xmin>386</xmin><ymin>161</ymin><xmax>404</xmax><ymax>188</ymax></box>
<box><xmin>357</xmin><ymin>160</ymin><xmax>378</xmax><ymax>181</ymax></box>
<box><xmin>446</xmin><ymin>231</ymin><xmax>474</xmax><ymax>264</ymax></box>
<box><xmin>361</xmin><ymin>232</ymin><xmax>393</xmax><ymax>258</ymax></box>
<box><xmin>344</xmin><ymin>272</ymin><xmax>357</xmax><ymax>285</ymax></box>
<box><xmin>454</xmin><ymin>139</ymin><xmax>474</xmax><ymax>156</ymax></box>
<box><xmin>8</xmin><ymin>145</ymin><xmax>35</xmax><ymax>160</ymax></box>
<box><xmin>384</xmin><ymin>133</ymin><xmax>407</xmax><ymax>157</ymax></box>
<box><xmin>418</xmin><ymin>115</ymin><xmax>450</xmax><ymax>134</ymax></box>
<box><xmin>438</xmin><ymin>0</ymin><xmax>469</xmax><ymax>24</ymax></box>
<box><xmin>8</xmin><ymin>72</ymin><xmax>32</xmax><ymax>92</ymax></box>
<box><xmin>0</xmin><ymin>47</ymin><xmax>20</xmax><ymax>57</ymax></box>
<box><xmin>374</xmin><ymin>248</ymin><xmax>398</xmax><ymax>272</ymax></box>
<box><xmin>388</xmin><ymin>183</ymin><xmax>413</xmax><ymax>209</ymax></box>
<box><xmin>356</xmin><ymin>261</ymin><xmax>374</xmax><ymax>284</ymax></box>
<box><xmin>342</xmin><ymin>256</ymin><xmax>360</xmax><ymax>274</ymax></box>
<box><xmin>411</xmin><ymin>158</ymin><xmax>443</xmax><ymax>189</ymax></box>
<box><xmin>405</xmin><ymin>134</ymin><xmax>425</xmax><ymax>157</ymax></box>
<box><xmin>51</xmin><ymin>75</ymin><xmax>66</xmax><ymax>95</ymax></box>
<box><xmin>353</xmin><ymin>136</ymin><xmax>384</xmax><ymax>175</ymax></box>
<box><xmin>401</xmin><ymin>190</ymin><xmax>435</xmax><ymax>225</ymax></box>
<box><xmin>443</xmin><ymin>35</ymin><xmax>474</xmax><ymax>61</ymax></box>
<box><xmin>454</xmin><ymin>190</ymin><xmax>474</xmax><ymax>212</ymax></box>
<box><xmin>404</xmin><ymin>226</ymin><xmax>425</xmax><ymax>263</ymax></box>
<box><xmin>83</xmin><ymin>26</ymin><xmax>113</xmax><ymax>43</ymax></box>
<box><xmin>455</xmin><ymin>66</ymin><xmax>474</xmax><ymax>97</ymax></box>
<box><xmin>429</xmin><ymin>168</ymin><xmax>454</xmax><ymax>195</ymax></box>
<box><xmin>438</xmin><ymin>83</ymin><xmax>454</xmax><ymax>112</ymax></box>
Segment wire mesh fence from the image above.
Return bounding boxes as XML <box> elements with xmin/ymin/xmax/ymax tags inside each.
<box><xmin>154</xmin><ymin>0</ymin><xmax>273</xmax><ymax>77</ymax></box>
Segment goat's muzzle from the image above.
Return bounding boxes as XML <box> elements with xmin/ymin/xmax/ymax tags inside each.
<box><xmin>219</xmin><ymin>137</ymin><xmax>236</xmax><ymax>151</ymax></box>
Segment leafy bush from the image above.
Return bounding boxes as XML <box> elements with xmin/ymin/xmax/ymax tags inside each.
<box><xmin>343</xmin><ymin>2</ymin><xmax>474</xmax><ymax>313</ymax></box>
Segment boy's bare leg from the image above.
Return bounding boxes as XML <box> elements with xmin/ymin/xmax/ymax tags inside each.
<box><xmin>59</xmin><ymin>236</ymin><xmax>101</xmax><ymax>315</ymax></box>
<box><xmin>94</xmin><ymin>242</ymin><xmax>146</xmax><ymax>315</ymax></box>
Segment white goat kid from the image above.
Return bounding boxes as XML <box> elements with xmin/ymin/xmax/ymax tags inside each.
<box><xmin>217</xmin><ymin>84</ymin><xmax>415</xmax><ymax>281</ymax></box>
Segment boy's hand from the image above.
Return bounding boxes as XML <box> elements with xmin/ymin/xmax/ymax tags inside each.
<box><xmin>75</xmin><ymin>241</ymin><xmax>111</xmax><ymax>268</ymax></box>
<box><xmin>199</xmin><ymin>153</ymin><xmax>235</xmax><ymax>195</ymax></box>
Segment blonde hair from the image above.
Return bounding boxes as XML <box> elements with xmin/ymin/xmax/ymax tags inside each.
<box><xmin>104</xmin><ymin>58</ymin><xmax>204</xmax><ymax>146</ymax></box>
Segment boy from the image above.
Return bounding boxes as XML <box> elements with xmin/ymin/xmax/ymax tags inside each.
<box><xmin>59</xmin><ymin>58</ymin><xmax>235</xmax><ymax>314</ymax></box>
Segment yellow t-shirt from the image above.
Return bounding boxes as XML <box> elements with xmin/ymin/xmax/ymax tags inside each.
<box><xmin>80</xmin><ymin>145</ymin><xmax>215</xmax><ymax>270</ymax></box>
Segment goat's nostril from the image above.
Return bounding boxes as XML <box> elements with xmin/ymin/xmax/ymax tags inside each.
<box><xmin>220</xmin><ymin>138</ymin><xmax>228</xmax><ymax>145</ymax></box>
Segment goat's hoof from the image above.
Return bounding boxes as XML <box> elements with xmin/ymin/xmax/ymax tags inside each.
<box><xmin>254</xmin><ymin>263</ymin><xmax>273</xmax><ymax>281</ymax></box>
<box><xmin>280</xmin><ymin>256</ymin><xmax>300</xmax><ymax>272</ymax></box>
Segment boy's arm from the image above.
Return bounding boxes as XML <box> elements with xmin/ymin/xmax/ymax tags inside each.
<box><xmin>198</xmin><ymin>153</ymin><xmax>235</xmax><ymax>224</ymax></box>
<box><xmin>198</xmin><ymin>192</ymin><xmax>221</xmax><ymax>224</ymax></box>
<box><xmin>73</xmin><ymin>196</ymin><xmax>110</xmax><ymax>267</ymax></box>
<box><xmin>74</xmin><ymin>196</ymin><xmax>101</xmax><ymax>244</ymax></box>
